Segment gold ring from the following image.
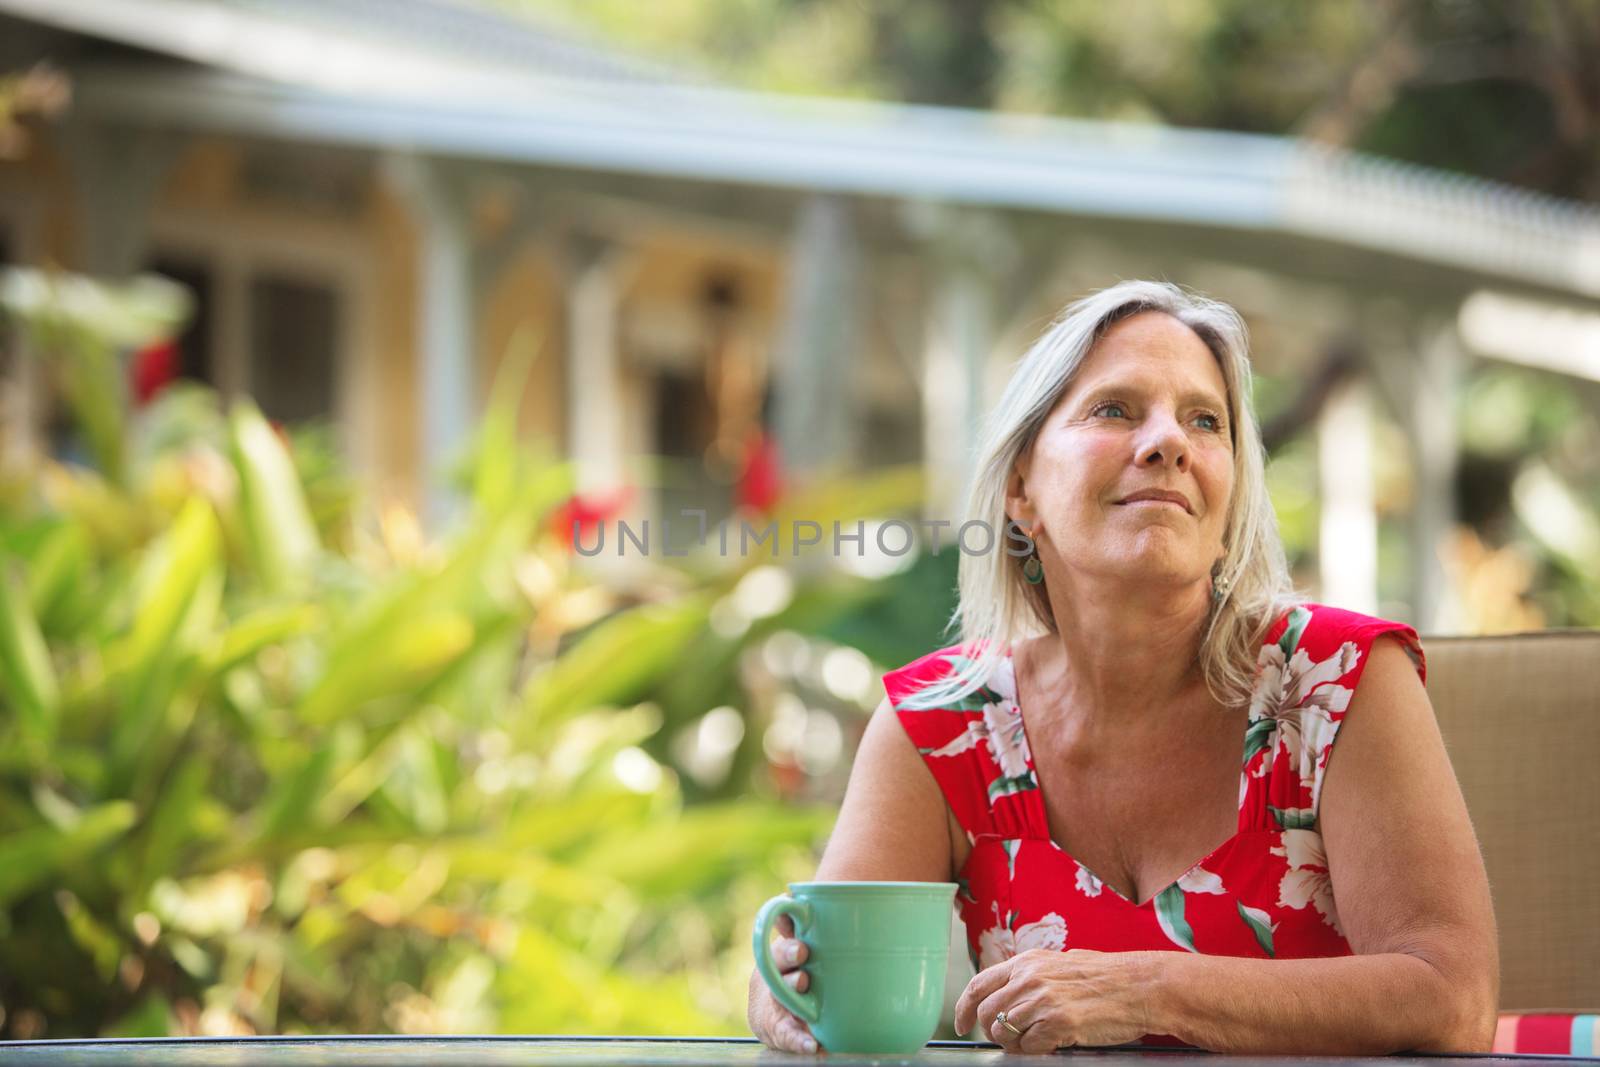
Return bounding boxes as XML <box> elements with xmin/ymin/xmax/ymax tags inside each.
<box><xmin>995</xmin><ymin>1010</ymin><xmax>1025</xmax><ymax>1039</ymax></box>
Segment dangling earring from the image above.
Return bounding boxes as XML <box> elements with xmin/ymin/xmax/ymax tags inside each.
<box><xmin>1022</xmin><ymin>527</ymin><xmax>1045</xmax><ymax>585</ymax></box>
<box><xmin>1211</xmin><ymin>561</ymin><xmax>1231</xmax><ymax>603</ymax></box>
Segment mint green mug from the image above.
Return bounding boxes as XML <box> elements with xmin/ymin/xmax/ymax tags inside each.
<box><xmin>752</xmin><ymin>880</ymin><xmax>957</xmax><ymax>1054</ymax></box>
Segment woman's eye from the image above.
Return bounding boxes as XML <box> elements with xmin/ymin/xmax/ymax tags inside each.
<box><xmin>1094</xmin><ymin>403</ymin><xmax>1126</xmax><ymax>419</ymax></box>
<box><xmin>1195</xmin><ymin>413</ymin><xmax>1220</xmax><ymax>431</ymax></box>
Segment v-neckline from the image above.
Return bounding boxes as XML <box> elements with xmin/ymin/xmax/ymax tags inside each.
<box><xmin>1001</xmin><ymin>645</ymin><xmax>1251</xmax><ymax>909</ymax></box>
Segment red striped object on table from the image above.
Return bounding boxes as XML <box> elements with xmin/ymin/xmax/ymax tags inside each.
<box><xmin>1494</xmin><ymin>1014</ymin><xmax>1598</xmax><ymax>1056</ymax></box>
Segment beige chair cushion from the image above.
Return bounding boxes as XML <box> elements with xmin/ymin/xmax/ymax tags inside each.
<box><xmin>1424</xmin><ymin>629</ymin><xmax>1600</xmax><ymax>1012</ymax></box>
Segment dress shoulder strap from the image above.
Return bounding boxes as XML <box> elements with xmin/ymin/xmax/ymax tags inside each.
<box><xmin>1246</xmin><ymin>603</ymin><xmax>1426</xmax><ymax>828</ymax></box>
<box><xmin>883</xmin><ymin>646</ymin><xmax>1033</xmax><ymax>842</ymax></box>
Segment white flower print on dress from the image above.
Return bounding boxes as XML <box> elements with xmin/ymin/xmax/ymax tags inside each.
<box><xmin>988</xmin><ymin>652</ymin><xmax>1019</xmax><ymax>703</ymax></box>
<box><xmin>982</xmin><ymin>699</ymin><xmax>1033</xmax><ymax>781</ymax></box>
<box><xmin>982</xmin><ymin>655</ymin><xmax>1031</xmax><ymax>780</ymax></box>
<box><xmin>1074</xmin><ymin>861</ymin><xmax>1104</xmax><ymax>898</ymax></box>
<box><xmin>1176</xmin><ymin>866</ymin><xmax>1225</xmax><ymax>895</ymax></box>
<box><xmin>1269</xmin><ymin>829</ymin><xmax>1344</xmax><ymax>936</ymax></box>
<box><xmin>921</xmin><ymin>702</ymin><xmax>1033</xmax><ymax>782</ymax></box>
<box><xmin>1001</xmin><ymin>838</ymin><xmax>1021</xmax><ymax>880</ymax></box>
<box><xmin>1248</xmin><ymin>636</ymin><xmax>1361</xmax><ymax>795</ymax></box>
<box><xmin>975</xmin><ymin>901</ymin><xmax>1067</xmax><ymax>970</ymax></box>
<box><xmin>924</xmin><ymin>656</ymin><xmax>1034</xmax><ymax>789</ymax></box>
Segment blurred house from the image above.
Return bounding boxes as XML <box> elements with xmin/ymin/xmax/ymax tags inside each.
<box><xmin>2</xmin><ymin>0</ymin><xmax>1599</xmax><ymax>628</ymax></box>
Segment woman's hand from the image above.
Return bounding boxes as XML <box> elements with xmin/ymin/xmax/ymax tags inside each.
<box><xmin>953</xmin><ymin>948</ymin><xmax>1160</xmax><ymax>1053</ymax></box>
<box><xmin>747</xmin><ymin>913</ymin><xmax>822</xmax><ymax>1055</ymax></box>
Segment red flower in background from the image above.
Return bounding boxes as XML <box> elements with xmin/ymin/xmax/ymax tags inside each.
<box><xmin>734</xmin><ymin>428</ymin><xmax>783</xmax><ymax>515</ymax></box>
<box><xmin>130</xmin><ymin>337</ymin><xmax>178</xmax><ymax>407</ymax></box>
<box><xmin>547</xmin><ymin>485</ymin><xmax>634</xmax><ymax>553</ymax></box>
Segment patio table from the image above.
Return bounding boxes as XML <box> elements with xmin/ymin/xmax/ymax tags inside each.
<box><xmin>0</xmin><ymin>1036</ymin><xmax>1594</xmax><ymax>1066</ymax></box>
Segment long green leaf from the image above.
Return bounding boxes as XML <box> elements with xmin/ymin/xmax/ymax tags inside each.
<box><xmin>134</xmin><ymin>757</ymin><xmax>210</xmax><ymax>900</ymax></box>
<box><xmin>0</xmin><ymin>556</ymin><xmax>60</xmax><ymax>746</ymax></box>
<box><xmin>229</xmin><ymin>400</ymin><xmax>319</xmax><ymax>594</ymax></box>
<box><xmin>255</xmin><ymin>733</ymin><xmax>342</xmax><ymax>844</ymax></box>
<box><xmin>473</xmin><ymin>324</ymin><xmax>545</xmax><ymax>515</ymax></box>
<box><xmin>206</xmin><ymin>603</ymin><xmax>322</xmax><ymax>676</ymax></box>
<box><xmin>1236</xmin><ymin>900</ymin><xmax>1276</xmax><ymax>958</ymax></box>
<box><xmin>522</xmin><ymin>595</ymin><xmax>712</xmax><ymax>735</ymax></box>
<box><xmin>0</xmin><ymin>801</ymin><xmax>138</xmax><ymax>907</ymax></box>
<box><xmin>1153</xmin><ymin>884</ymin><xmax>1199</xmax><ymax>953</ymax></box>
<box><xmin>298</xmin><ymin>608</ymin><xmax>475</xmax><ymax>725</ymax></box>
<box><xmin>110</xmin><ymin>500</ymin><xmax>221</xmax><ymax>791</ymax></box>
<box><xmin>26</xmin><ymin>521</ymin><xmax>91</xmax><ymax>633</ymax></box>
<box><xmin>574</xmin><ymin>802</ymin><xmax>833</xmax><ymax>900</ymax></box>
<box><xmin>123</xmin><ymin>497</ymin><xmax>221</xmax><ymax>670</ymax></box>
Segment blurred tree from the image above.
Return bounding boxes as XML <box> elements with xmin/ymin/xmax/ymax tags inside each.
<box><xmin>515</xmin><ymin>0</ymin><xmax>1600</xmax><ymax>197</ymax></box>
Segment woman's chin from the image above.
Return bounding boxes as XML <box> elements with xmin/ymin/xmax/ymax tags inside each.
<box><xmin>1117</xmin><ymin>530</ymin><xmax>1201</xmax><ymax>565</ymax></box>
<box><xmin>1099</xmin><ymin>544</ymin><xmax>1204</xmax><ymax>587</ymax></box>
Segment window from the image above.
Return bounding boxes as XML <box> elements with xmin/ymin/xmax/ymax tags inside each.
<box><xmin>248</xmin><ymin>273</ymin><xmax>339</xmax><ymax>426</ymax></box>
<box><xmin>653</xmin><ymin>366</ymin><xmax>725</xmax><ymax>523</ymax></box>
<box><xmin>146</xmin><ymin>254</ymin><xmax>215</xmax><ymax>386</ymax></box>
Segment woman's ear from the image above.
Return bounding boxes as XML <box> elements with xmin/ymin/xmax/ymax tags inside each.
<box><xmin>1004</xmin><ymin>459</ymin><xmax>1036</xmax><ymax>533</ymax></box>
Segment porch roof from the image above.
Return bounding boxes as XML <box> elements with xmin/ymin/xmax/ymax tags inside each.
<box><xmin>7</xmin><ymin>0</ymin><xmax>1600</xmax><ymax>301</ymax></box>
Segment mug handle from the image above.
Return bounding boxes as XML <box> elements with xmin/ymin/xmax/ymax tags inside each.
<box><xmin>751</xmin><ymin>894</ymin><xmax>820</xmax><ymax>1025</ymax></box>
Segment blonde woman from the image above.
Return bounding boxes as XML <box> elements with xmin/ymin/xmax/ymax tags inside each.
<box><xmin>749</xmin><ymin>280</ymin><xmax>1497</xmax><ymax>1055</ymax></box>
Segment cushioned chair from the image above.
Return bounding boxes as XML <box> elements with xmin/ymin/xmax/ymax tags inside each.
<box><xmin>1427</xmin><ymin>629</ymin><xmax>1600</xmax><ymax>1056</ymax></box>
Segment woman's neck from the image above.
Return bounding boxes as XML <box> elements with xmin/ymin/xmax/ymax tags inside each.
<box><xmin>1030</xmin><ymin>573</ymin><xmax>1215</xmax><ymax>731</ymax></box>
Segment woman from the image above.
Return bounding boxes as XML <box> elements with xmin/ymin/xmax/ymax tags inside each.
<box><xmin>748</xmin><ymin>280</ymin><xmax>1498</xmax><ymax>1055</ymax></box>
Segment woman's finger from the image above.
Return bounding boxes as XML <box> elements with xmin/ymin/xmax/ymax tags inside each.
<box><xmin>775</xmin><ymin>936</ymin><xmax>809</xmax><ymax>971</ymax></box>
<box><xmin>989</xmin><ymin>1014</ymin><xmax>1020</xmax><ymax>1052</ymax></box>
<box><xmin>780</xmin><ymin>1017</ymin><xmax>820</xmax><ymax>1054</ymax></box>
<box><xmin>762</xmin><ymin>999</ymin><xmax>819</xmax><ymax>1054</ymax></box>
<box><xmin>754</xmin><ymin>962</ymin><xmax>817</xmax><ymax>1053</ymax></box>
<box><xmin>764</xmin><ymin>998</ymin><xmax>819</xmax><ymax>1055</ymax></box>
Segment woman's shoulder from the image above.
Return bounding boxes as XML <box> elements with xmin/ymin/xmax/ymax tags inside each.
<box><xmin>1261</xmin><ymin>602</ymin><xmax>1426</xmax><ymax>684</ymax></box>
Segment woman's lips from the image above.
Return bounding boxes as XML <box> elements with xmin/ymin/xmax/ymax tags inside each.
<box><xmin>1115</xmin><ymin>491</ymin><xmax>1193</xmax><ymax>514</ymax></box>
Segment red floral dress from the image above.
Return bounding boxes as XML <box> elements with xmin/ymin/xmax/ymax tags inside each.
<box><xmin>882</xmin><ymin>603</ymin><xmax>1425</xmax><ymax>1047</ymax></box>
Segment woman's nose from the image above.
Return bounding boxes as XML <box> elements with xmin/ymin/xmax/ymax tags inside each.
<box><xmin>1135</xmin><ymin>414</ymin><xmax>1188</xmax><ymax>471</ymax></box>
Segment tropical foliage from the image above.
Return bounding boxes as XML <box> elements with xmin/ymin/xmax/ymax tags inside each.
<box><xmin>0</xmin><ymin>267</ymin><xmax>925</xmax><ymax>1039</ymax></box>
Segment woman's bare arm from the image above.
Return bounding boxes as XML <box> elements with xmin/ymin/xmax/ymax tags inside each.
<box><xmin>812</xmin><ymin>695</ymin><xmax>953</xmax><ymax>882</ymax></box>
<box><xmin>1151</xmin><ymin>637</ymin><xmax>1500</xmax><ymax>1053</ymax></box>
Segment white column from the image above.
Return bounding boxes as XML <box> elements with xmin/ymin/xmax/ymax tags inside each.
<box><xmin>1317</xmin><ymin>376</ymin><xmax>1378</xmax><ymax>614</ymax></box>
<box><xmin>385</xmin><ymin>155</ymin><xmax>476</xmax><ymax>527</ymax></box>
<box><xmin>1365</xmin><ymin>306</ymin><xmax>1466</xmax><ymax>632</ymax></box>
<box><xmin>564</xmin><ymin>233</ymin><xmax>629</xmax><ymax>496</ymax></box>
<box><xmin>1408</xmin><ymin>322</ymin><xmax>1463</xmax><ymax>632</ymax></box>
<box><xmin>912</xmin><ymin>207</ymin><xmax>1010</xmax><ymax>525</ymax></box>
<box><xmin>771</xmin><ymin>194</ymin><xmax>862</xmax><ymax>483</ymax></box>
<box><xmin>923</xmin><ymin>254</ymin><xmax>994</xmax><ymax>525</ymax></box>
<box><xmin>65</xmin><ymin>121</ymin><xmax>176</xmax><ymax>276</ymax></box>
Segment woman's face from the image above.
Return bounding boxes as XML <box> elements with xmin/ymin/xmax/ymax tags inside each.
<box><xmin>1007</xmin><ymin>310</ymin><xmax>1235</xmax><ymax>590</ymax></box>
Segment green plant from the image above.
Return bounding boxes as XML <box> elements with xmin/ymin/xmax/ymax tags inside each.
<box><xmin>0</xmin><ymin>268</ymin><xmax>924</xmax><ymax>1038</ymax></box>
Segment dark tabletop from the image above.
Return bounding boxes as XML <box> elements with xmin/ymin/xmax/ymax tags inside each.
<box><xmin>0</xmin><ymin>1037</ymin><xmax>1594</xmax><ymax>1067</ymax></box>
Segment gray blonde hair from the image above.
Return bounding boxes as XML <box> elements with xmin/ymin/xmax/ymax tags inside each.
<box><xmin>904</xmin><ymin>280</ymin><xmax>1297</xmax><ymax>712</ymax></box>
